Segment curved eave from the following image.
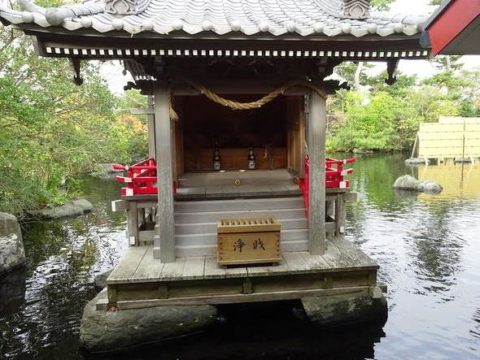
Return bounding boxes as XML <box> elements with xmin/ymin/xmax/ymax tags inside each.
<box><xmin>24</xmin><ymin>26</ymin><xmax>429</xmax><ymax>61</ymax></box>
<box><xmin>18</xmin><ymin>22</ymin><xmax>426</xmax><ymax>41</ymax></box>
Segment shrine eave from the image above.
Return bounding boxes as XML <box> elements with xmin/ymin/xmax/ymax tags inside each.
<box><xmin>22</xmin><ymin>27</ymin><xmax>429</xmax><ymax>61</ymax></box>
<box><xmin>1</xmin><ymin>0</ymin><xmax>432</xmax><ymax>61</ymax></box>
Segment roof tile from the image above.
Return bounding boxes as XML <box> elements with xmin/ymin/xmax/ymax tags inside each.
<box><xmin>0</xmin><ymin>0</ymin><xmax>427</xmax><ymax>38</ymax></box>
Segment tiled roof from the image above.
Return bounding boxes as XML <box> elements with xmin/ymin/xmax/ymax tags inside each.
<box><xmin>0</xmin><ymin>0</ymin><xmax>426</xmax><ymax>38</ymax></box>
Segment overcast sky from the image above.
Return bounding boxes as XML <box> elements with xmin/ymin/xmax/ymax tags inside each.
<box><xmin>101</xmin><ymin>0</ymin><xmax>480</xmax><ymax>94</ymax></box>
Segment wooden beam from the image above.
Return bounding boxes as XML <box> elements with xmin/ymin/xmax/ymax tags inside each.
<box><xmin>153</xmin><ymin>86</ymin><xmax>175</xmax><ymax>262</ymax></box>
<box><xmin>308</xmin><ymin>91</ymin><xmax>327</xmax><ymax>255</ymax></box>
<box><xmin>96</xmin><ymin>286</ymin><xmax>370</xmax><ymax>310</ymax></box>
<box><xmin>111</xmin><ymin>200</ymin><xmax>127</xmax><ymax>212</ymax></box>
<box><xmin>147</xmin><ymin>96</ymin><xmax>155</xmax><ymax>158</ymax></box>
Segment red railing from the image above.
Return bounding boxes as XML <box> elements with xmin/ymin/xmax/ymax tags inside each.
<box><xmin>114</xmin><ymin>156</ymin><xmax>354</xmax><ymax>200</ymax></box>
<box><xmin>113</xmin><ymin>158</ymin><xmax>177</xmax><ymax>197</ymax></box>
<box><xmin>298</xmin><ymin>156</ymin><xmax>355</xmax><ymax>216</ymax></box>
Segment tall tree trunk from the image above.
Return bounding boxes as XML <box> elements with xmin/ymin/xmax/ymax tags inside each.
<box><xmin>354</xmin><ymin>62</ymin><xmax>364</xmax><ymax>89</ymax></box>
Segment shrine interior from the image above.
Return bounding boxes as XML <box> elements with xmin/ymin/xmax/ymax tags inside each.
<box><xmin>177</xmin><ymin>94</ymin><xmax>305</xmax><ymax>179</ymax></box>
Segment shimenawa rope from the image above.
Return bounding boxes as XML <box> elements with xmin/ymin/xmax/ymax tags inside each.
<box><xmin>169</xmin><ymin>79</ymin><xmax>326</xmax><ymax>119</ymax></box>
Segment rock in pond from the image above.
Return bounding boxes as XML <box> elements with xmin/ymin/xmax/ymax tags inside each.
<box><xmin>393</xmin><ymin>175</ymin><xmax>443</xmax><ymax>193</ymax></box>
<box><xmin>80</xmin><ymin>290</ymin><xmax>218</xmax><ymax>353</ymax></box>
<box><xmin>27</xmin><ymin>199</ymin><xmax>93</xmax><ymax>220</ymax></box>
<box><xmin>0</xmin><ymin>213</ymin><xmax>26</xmax><ymax>275</ymax></box>
<box><xmin>301</xmin><ymin>287</ymin><xmax>387</xmax><ymax>327</ymax></box>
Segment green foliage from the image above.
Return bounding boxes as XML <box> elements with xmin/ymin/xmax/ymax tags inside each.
<box><xmin>328</xmin><ymin>91</ymin><xmax>418</xmax><ymax>151</ymax></box>
<box><xmin>370</xmin><ymin>0</ymin><xmax>394</xmax><ymax>10</ymax></box>
<box><xmin>328</xmin><ymin>61</ymin><xmax>480</xmax><ymax>153</ymax></box>
<box><xmin>0</xmin><ymin>27</ymin><xmax>147</xmax><ymax>214</ymax></box>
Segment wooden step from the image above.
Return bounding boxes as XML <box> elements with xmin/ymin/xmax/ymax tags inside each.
<box><xmin>175</xmin><ymin>229</ymin><xmax>309</xmax><ymax>247</ymax></box>
<box><xmin>174</xmin><ymin>197</ymin><xmax>304</xmax><ymax>212</ymax></box>
<box><xmin>174</xmin><ymin>208</ymin><xmax>306</xmax><ymax>224</ymax></box>
<box><xmin>175</xmin><ymin>218</ymin><xmax>308</xmax><ymax>235</ymax></box>
<box><xmin>175</xmin><ymin>239</ymin><xmax>310</xmax><ymax>257</ymax></box>
<box><xmin>178</xmin><ymin>170</ymin><xmax>295</xmax><ymax>187</ymax></box>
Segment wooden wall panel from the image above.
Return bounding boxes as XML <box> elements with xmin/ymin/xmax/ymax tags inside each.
<box><xmin>184</xmin><ymin>147</ymin><xmax>287</xmax><ymax>172</ymax></box>
<box><xmin>173</xmin><ymin>96</ymin><xmax>185</xmax><ymax>180</ymax></box>
<box><xmin>286</xmin><ymin>96</ymin><xmax>305</xmax><ymax>176</ymax></box>
<box><xmin>180</xmin><ymin>94</ymin><xmax>291</xmax><ymax>172</ymax></box>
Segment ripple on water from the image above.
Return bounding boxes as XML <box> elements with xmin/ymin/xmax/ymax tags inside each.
<box><xmin>2</xmin><ymin>160</ymin><xmax>480</xmax><ymax>359</ymax></box>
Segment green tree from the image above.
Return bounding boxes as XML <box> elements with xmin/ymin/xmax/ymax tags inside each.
<box><xmin>0</xmin><ymin>24</ymin><xmax>147</xmax><ymax>213</ymax></box>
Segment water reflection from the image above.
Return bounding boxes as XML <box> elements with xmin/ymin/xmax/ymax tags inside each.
<box><xmin>472</xmin><ymin>309</ymin><xmax>480</xmax><ymax>339</ymax></box>
<box><xmin>415</xmin><ymin>161</ymin><xmax>480</xmax><ymax>200</ymax></box>
<box><xmin>0</xmin><ymin>177</ymin><xmax>127</xmax><ymax>359</ymax></box>
<box><xmin>406</xmin><ymin>201</ymin><xmax>464</xmax><ymax>297</ymax></box>
<box><xmin>1</xmin><ymin>158</ymin><xmax>479</xmax><ymax>359</ymax></box>
<box><xmin>0</xmin><ymin>268</ymin><xmax>26</xmax><ymax>316</ymax></box>
<box><xmin>347</xmin><ymin>154</ymin><xmax>480</xmax><ymax>359</ymax></box>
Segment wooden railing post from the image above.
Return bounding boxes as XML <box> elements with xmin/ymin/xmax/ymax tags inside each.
<box><xmin>153</xmin><ymin>86</ymin><xmax>175</xmax><ymax>262</ymax></box>
<box><xmin>308</xmin><ymin>91</ymin><xmax>327</xmax><ymax>255</ymax></box>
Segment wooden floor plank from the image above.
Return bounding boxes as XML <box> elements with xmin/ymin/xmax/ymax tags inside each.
<box><xmin>225</xmin><ymin>265</ymin><xmax>248</xmax><ymax>278</ymax></box>
<box><xmin>108</xmin><ymin>246</ymin><xmax>149</xmax><ymax>283</ymax></box>
<box><xmin>160</xmin><ymin>257</ymin><xmax>187</xmax><ymax>280</ymax></box>
<box><xmin>303</xmin><ymin>254</ymin><xmax>331</xmax><ymax>270</ymax></box>
<box><xmin>182</xmin><ymin>256</ymin><xmax>206</xmax><ymax>280</ymax></box>
<box><xmin>282</xmin><ymin>252</ymin><xmax>309</xmax><ymax>271</ymax></box>
<box><xmin>246</xmin><ymin>257</ymin><xmax>290</xmax><ymax>276</ymax></box>
<box><xmin>133</xmin><ymin>246</ymin><xmax>164</xmax><ymax>281</ymax></box>
<box><xmin>322</xmin><ymin>240</ymin><xmax>357</xmax><ymax>269</ymax></box>
<box><xmin>204</xmin><ymin>256</ymin><xmax>226</xmax><ymax>279</ymax></box>
<box><xmin>330</xmin><ymin>237</ymin><xmax>378</xmax><ymax>269</ymax></box>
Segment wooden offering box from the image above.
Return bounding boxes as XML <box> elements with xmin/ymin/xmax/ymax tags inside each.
<box><xmin>217</xmin><ymin>217</ymin><xmax>281</xmax><ymax>266</ymax></box>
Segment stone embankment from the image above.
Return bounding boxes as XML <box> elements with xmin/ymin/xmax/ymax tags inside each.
<box><xmin>80</xmin><ymin>290</ymin><xmax>217</xmax><ymax>353</ymax></box>
<box><xmin>0</xmin><ymin>213</ymin><xmax>26</xmax><ymax>275</ymax></box>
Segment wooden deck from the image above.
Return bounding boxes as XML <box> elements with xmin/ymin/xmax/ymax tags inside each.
<box><xmin>100</xmin><ymin>237</ymin><xmax>378</xmax><ymax>310</ymax></box>
<box><xmin>175</xmin><ymin>169</ymin><xmax>301</xmax><ymax>200</ymax></box>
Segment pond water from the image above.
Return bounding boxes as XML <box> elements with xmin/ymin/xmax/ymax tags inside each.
<box><xmin>0</xmin><ymin>154</ymin><xmax>479</xmax><ymax>359</ymax></box>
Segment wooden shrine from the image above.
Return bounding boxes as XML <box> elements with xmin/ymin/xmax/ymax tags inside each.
<box><xmin>1</xmin><ymin>0</ymin><xmax>430</xmax><ymax>311</ymax></box>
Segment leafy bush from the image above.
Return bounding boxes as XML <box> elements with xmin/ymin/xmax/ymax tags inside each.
<box><xmin>0</xmin><ymin>29</ymin><xmax>147</xmax><ymax>213</ymax></box>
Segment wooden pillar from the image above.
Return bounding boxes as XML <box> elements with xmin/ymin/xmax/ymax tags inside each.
<box><xmin>147</xmin><ymin>96</ymin><xmax>156</xmax><ymax>159</ymax></box>
<box><xmin>335</xmin><ymin>193</ymin><xmax>346</xmax><ymax>237</ymax></box>
<box><xmin>127</xmin><ymin>201</ymin><xmax>138</xmax><ymax>246</ymax></box>
<box><xmin>299</xmin><ymin>96</ymin><xmax>306</xmax><ymax>178</ymax></box>
<box><xmin>153</xmin><ymin>86</ymin><xmax>175</xmax><ymax>262</ymax></box>
<box><xmin>308</xmin><ymin>91</ymin><xmax>327</xmax><ymax>255</ymax></box>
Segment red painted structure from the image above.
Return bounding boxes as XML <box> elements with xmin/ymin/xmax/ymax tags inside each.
<box><xmin>299</xmin><ymin>157</ymin><xmax>356</xmax><ymax>217</ymax></box>
<box><xmin>114</xmin><ymin>157</ymin><xmax>355</xmax><ymax>201</ymax></box>
<box><xmin>424</xmin><ymin>0</ymin><xmax>480</xmax><ymax>55</ymax></box>
<box><xmin>114</xmin><ymin>158</ymin><xmax>177</xmax><ymax>197</ymax></box>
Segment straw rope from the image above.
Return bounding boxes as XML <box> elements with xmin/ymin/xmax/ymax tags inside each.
<box><xmin>169</xmin><ymin>91</ymin><xmax>179</xmax><ymax>121</ymax></box>
<box><xmin>168</xmin><ymin>79</ymin><xmax>326</xmax><ymax>120</ymax></box>
<box><xmin>183</xmin><ymin>79</ymin><xmax>327</xmax><ymax>111</ymax></box>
